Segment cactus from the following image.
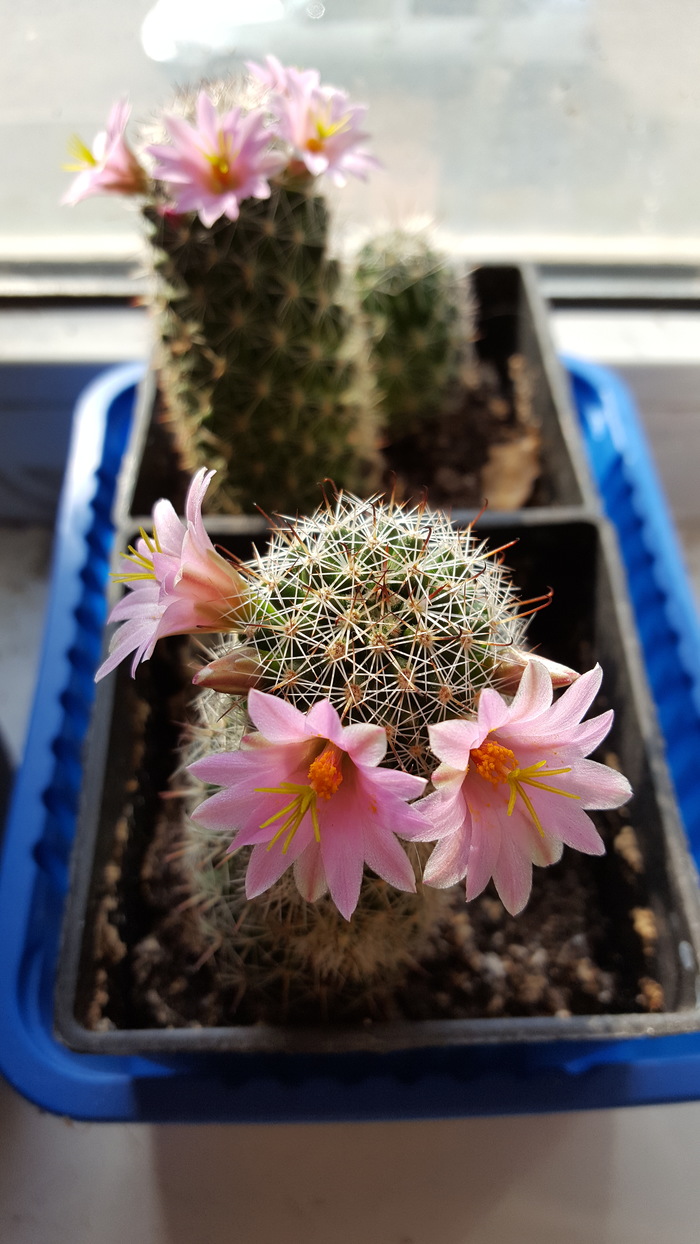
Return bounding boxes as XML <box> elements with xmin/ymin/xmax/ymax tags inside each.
<box><xmin>355</xmin><ymin>233</ymin><xmax>474</xmax><ymax>438</ymax></box>
<box><xmin>102</xmin><ymin>481</ymin><xmax>629</xmax><ymax>1025</ymax></box>
<box><xmin>63</xmin><ymin>65</ymin><xmax>381</xmax><ymax>516</ymax></box>
<box><xmin>175</xmin><ymin>688</ymin><xmax>450</xmax><ymax>1021</ymax></box>
<box><xmin>146</xmin><ymin>185</ymin><xmax>379</xmax><ymax>515</ymax></box>
<box><xmin>355</xmin><ymin>233</ymin><xmax>541</xmax><ymax>509</ymax></box>
<box><xmin>158</xmin><ymin>489</ymin><xmax>527</xmax><ymax>1018</ymax></box>
<box><xmin>236</xmin><ymin>489</ymin><xmax>525</xmax><ymax>776</ymax></box>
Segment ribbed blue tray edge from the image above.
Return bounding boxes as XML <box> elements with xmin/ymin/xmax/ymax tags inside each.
<box><xmin>564</xmin><ymin>355</ymin><xmax>700</xmax><ymax>861</ymax></box>
<box><xmin>2</xmin><ymin>358</ymin><xmax>700</xmax><ymax>1122</ymax></box>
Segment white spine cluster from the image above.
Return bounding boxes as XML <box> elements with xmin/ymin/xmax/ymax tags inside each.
<box><xmin>231</xmin><ymin>491</ymin><xmax>525</xmax><ymax>776</ymax></box>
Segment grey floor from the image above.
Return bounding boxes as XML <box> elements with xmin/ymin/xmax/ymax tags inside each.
<box><xmin>1</xmin><ymin>315</ymin><xmax>700</xmax><ymax>1242</ymax></box>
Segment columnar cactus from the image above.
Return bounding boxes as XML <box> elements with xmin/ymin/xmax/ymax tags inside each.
<box><xmin>145</xmin><ymin>181</ymin><xmax>378</xmax><ymax>515</ymax></box>
<box><xmin>63</xmin><ymin>59</ymin><xmax>380</xmax><ymax>515</ymax></box>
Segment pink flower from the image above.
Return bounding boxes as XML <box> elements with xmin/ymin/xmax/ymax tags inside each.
<box><xmin>62</xmin><ymin>100</ymin><xmax>147</xmax><ymax>205</ymax></box>
<box><xmin>276</xmin><ymin>74</ymin><xmax>379</xmax><ymax>186</ymax></box>
<box><xmin>422</xmin><ymin>661</ymin><xmax>632</xmax><ymax>915</ymax></box>
<box><xmin>190</xmin><ymin>690</ymin><xmax>435</xmax><ymax>920</ymax></box>
<box><xmin>96</xmin><ymin>469</ymin><xmax>247</xmax><ymax>681</ymax></box>
<box><xmin>146</xmin><ymin>91</ymin><xmax>286</xmax><ymax>226</ymax></box>
<box><xmin>246</xmin><ymin>54</ymin><xmax>320</xmax><ymax>96</ymax></box>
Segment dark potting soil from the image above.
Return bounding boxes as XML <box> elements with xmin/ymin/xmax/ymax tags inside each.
<box><xmin>382</xmin><ymin>355</ymin><xmax>546</xmax><ymax>512</ymax></box>
<box><xmin>78</xmin><ymin>639</ymin><xmax>665</xmax><ymax>1035</ymax></box>
<box><xmin>130</xmin><ymin>353</ymin><xmax>543</xmax><ymax>520</ymax></box>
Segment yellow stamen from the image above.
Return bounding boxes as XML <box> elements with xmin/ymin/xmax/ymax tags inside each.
<box><xmin>111</xmin><ymin>525</ymin><xmax>161</xmax><ymax>583</ymax></box>
<box><xmin>64</xmin><ymin>134</ymin><xmax>98</xmax><ymax>171</ymax></box>
<box><xmin>505</xmin><ymin>760</ymin><xmax>579</xmax><ymax>838</ymax></box>
<box><xmin>469</xmin><ymin>743</ymin><xmax>580</xmax><ymax>839</ymax></box>
<box><xmin>256</xmin><ymin>781</ymin><xmax>321</xmax><ymax>852</ymax></box>
<box><xmin>204</xmin><ymin>139</ymin><xmax>240</xmax><ymax>189</ymax></box>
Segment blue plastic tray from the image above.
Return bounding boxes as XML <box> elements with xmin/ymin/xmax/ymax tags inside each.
<box><xmin>2</xmin><ymin>358</ymin><xmax>700</xmax><ymax>1122</ymax></box>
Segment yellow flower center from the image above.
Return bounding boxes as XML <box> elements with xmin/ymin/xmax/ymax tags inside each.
<box><xmin>256</xmin><ymin>742</ymin><xmax>344</xmax><ymax>854</ymax></box>
<box><xmin>307</xmin><ymin>111</ymin><xmax>351</xmax><ymax>152</ymax></box>
<box><xmin>205</xmin><ymin>138</ymin><xmax>241</xmax><ymax>190</ymax></box>
<box><xmin>470</xmin><ymin>739</ymin><xmax>515</xmax><ymax>786</ymax></box>
<box><xmin>308</xmin><ymin>741</ymin><xmax>344</xmax><ymax>799</ymax></box>
<box><xmin>112</xmin><ymin>526</ymin><xmax>161</xmax><ymax>584</ymax></box>
<box><xmin>469</xmin><ymin>739</ymin><xmax>579</xmax><ymax>838</ymax></box>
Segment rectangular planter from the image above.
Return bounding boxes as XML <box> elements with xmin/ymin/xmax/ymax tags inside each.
<box><xmin>117</xmin><ymin>264</ymin><xmax>599</xmax><ymax>526</ymax></box>
<box><xmin>54</xmin><ymin>509</ymin><xmax>700</xmax><ymax>1056</ymax></box>
<box><xmin>3</xmin><ymin>358</ymin><xmax>700</xmax><ymax>1122</ymax></box>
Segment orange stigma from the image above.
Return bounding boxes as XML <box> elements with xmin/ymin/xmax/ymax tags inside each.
<box><xmin>470</xmin><ymin>739</ymin><xmax>515</xmax><ymax>786</ymax></box>
<box><xmin>308</xmin><ymin>742</ymin><xmax>344</xmax><ymax>800</ymax></box>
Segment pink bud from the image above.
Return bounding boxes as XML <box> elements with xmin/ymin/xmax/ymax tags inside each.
<box><xmin>193</xmin><ymin>648</ymin><xmax>263</xmax><ymax>695</ymax></box>
<box><xmin>495</xmin><ymin>647</ymin><xmax>580</xmax><ymax>695</ymax></box>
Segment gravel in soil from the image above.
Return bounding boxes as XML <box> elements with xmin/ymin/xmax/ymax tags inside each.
<box><xmin>78</xmin><ymin>645</ymin><xmax>665</xmax><ymax>1034</ymax></box>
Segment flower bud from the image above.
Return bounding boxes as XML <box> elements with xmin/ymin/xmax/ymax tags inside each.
<box><xmin>193</xmin><ymin>647</ymin><xmax>263</xmax><ymax>695</ymax></box>
<box><xmin>495</xmin><ymin>647</ymin><xmax>580</xmax><ymax>695</ymax></box>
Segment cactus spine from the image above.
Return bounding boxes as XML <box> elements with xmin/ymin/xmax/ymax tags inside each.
<box><xmin>238</xmin><ymin>490</ymin><xmax>524</xmax><ymax>776</ymax></box>
<box><xmin>146</xmin><ymin>183</ymin><xmax>378</xmax><ymax>515</ymax></box>
<box><xmin>355</xmin><ymin>233</ymin><xmax>474</xmax><ymax>438</ymax></box>
<box><xmin>161</xmin><ymin>491</ymin><xmax>527</xmax><ymax>1018</ymax></box>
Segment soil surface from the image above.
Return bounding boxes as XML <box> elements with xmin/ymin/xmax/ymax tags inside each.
<box><xmin>382</xmin><ymin>356</ymin><xmax>545</xmax><ymax>512</ymax></box>
<box><xmin>131</xmin><ymin>353</ymin><xmax>543</xmax><ymax>520</ymax></box>
<box><xmin>78</xmin><ymin>641</ymin><xmax>667</xmax><ymax>1035</ymax></box>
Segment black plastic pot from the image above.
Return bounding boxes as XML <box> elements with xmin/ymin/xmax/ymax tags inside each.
<box><xmin>55</xmin><ymin>511</ymin><xmax>700</xmax><ymax>1057</ymax></box>
<box><xmin>116</xmin><ymin>264</ymin><xmax>598</xmax><ymax>525</ymax></box>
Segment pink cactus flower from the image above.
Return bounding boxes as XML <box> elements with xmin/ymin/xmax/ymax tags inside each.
<box><xmin>275</xmin><ymin>72</ymin><xmax>379</xmax><ymax>186</ymax></box>
<box><xmin>190</xmin><ymin>690</ymin><xmax>435</xmax><ymax>920</ymax></box>
<box><xmin>422</xmin><ymin>660</ymin><xmax>632</xmax><ymax>915</ymax></box>
<box><xmin>96</xmin><ymin>469</ymin><xmax>247</xmax><ymax>681</ymax></box>
<box><xmin>62</xmin><ymin>99</ymin><xmax>147</xmax><ymax>205</ymax></box>
<box><xmin>146</xmin><ymin>91</ymin><xmax>286</xmax><ymax>226</ymax></box>
<box><xmin>246</xmin><ymin>53</ymin><xmax>320</xmax><ymax>96</ymax></box>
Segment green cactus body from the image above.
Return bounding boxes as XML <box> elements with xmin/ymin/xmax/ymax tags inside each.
<box><xmin>147</xmin><ymin>493</ymin><xmax>527</xmax><ymax>1021</ymax></box>
<box><xmin>355</xmin><ymin>235</ymin><xmax>473</xmax><ymax>438</ymax></box>
<box><xmin>240</xmin><ymin>491</ymin><xmax>524</xmax><ymax>776</ymax></box>
<box><xmin>146</xmin><ymin>185</ymin><xmax>378</xmax><ymax>514</ymax></box>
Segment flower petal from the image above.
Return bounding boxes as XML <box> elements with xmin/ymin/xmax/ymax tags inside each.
<box><xmin>293</xmin><ymin>843</ymin><xmax>328</xmax><ymax>902</ymax></box>
<box><xmin>305</xmin><ymin>698</ymin><xmax>346</xmax><ymax>746</ymax></box>
<box><xmin>321</xmin><ymin>831</ymin><xmax>365</xmax><ymax>921</ymax></box>
<box><xmin>464</xmin><ymin>802</ymin><xmax>502</xmax><ymax>902</ymax></box>
<box><xmin>556</xmin><ymin>758</ymin><xmax>632</xmax><ymax>810</ymax></box>
<box><xmin>428</xmin><ymin>718</ymin><xmax>482</xmax><ymax>771</ymax></box>
<box><xmin>337</xmin><ymin>721</ymin><xmax>387</xmax><ymax>766</ymax></box>
<box><xmin>505</xmin><ymin>657</ymin><xmax>553</xmax><ymax>724</ymax></box>
<box><xmin>423</xmin><ymin>824</ymin><xmax>472</xmax><ymax>888</ymax></box>
<box><xmin>476</xmin><ymin>688</ymin><xmax>510</xmax><ymax>734</ymax></box>
<box><xmin>247</xmin><ymin>689</ymin><xmax>309</xmax><ymax>742</ymax></box>
<box><xmin>529</xmin><ymin>793</ymin><xmax>606</xmax><ymax>855</ymax></box>
<box><xmin>492</xmin><ymin>832</ymin><xmax>534</xmax><ymax>916</ymax></box>
<box><xmin>245</xmin><ymin>836</ymin><xmax>308</xmax><ymax>899</ymax></box>
<box><xmin>363</xmin><ymin>825</ymin><xmax>416</xmax><ymax>893</ymax></box>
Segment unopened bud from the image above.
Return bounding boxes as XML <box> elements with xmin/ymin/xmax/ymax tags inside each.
<box><xmin>495</xmin><ymin>647</ymin><xmax>580</xmax><ymax>695</ymax></box>
<box><xmin>192</xmin><ymin>647</ymin><xmax>263</xmax><ymax>695</ymax></box>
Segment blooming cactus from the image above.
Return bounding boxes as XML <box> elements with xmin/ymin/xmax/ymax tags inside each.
<box><xmin>145</xmin><ymin>92</ymin><xmax>286</xmax><ymax>226</ymax></box>
<box><xmin>97</xmin><ymin>474</ymin><xmax>633</xmax><ymax>927</ymax></box>
<box><xmin>422</xmin><ymin>659</ymin><xmax>632</xmax><ymax>914</ymax></box>
<box><xmin>190</xmin><ymin>690</ymin><xmax>434</xmax><ymax>920</ymax></box>
<box><xmin>275</xmin><ymin>72</ymin><xmax>379</xmax><ymax>185</ymax></box>
<box><xmin>96</xmin><ymin>469</ymin><xmax>247</xmax><ymax>680</ymax></box>
<box><xmin>62</xmin><ymin>100</ymin><xmax>146</xmax><ymax>205</ymax></box>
